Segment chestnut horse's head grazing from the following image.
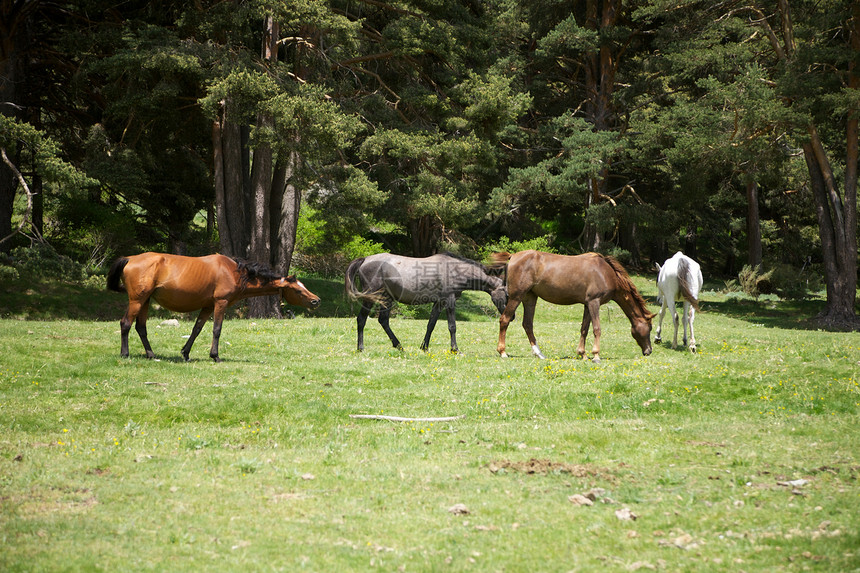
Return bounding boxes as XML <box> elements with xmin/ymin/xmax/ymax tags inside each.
<box><xmin>601</xmin><ymin>255</ymin><xmax>655</xmax><ymax>357</ymax></box>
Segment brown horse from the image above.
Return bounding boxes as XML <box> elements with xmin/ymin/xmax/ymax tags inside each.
<box><xmin>107</xmin><ymin>253</ymin><xmax>320</xmax><ymax>362</ymax></box>
<box><xmin>493</xmin><ymin>251</ymin><xmax>654</xmax><ymax>362</ymax></box>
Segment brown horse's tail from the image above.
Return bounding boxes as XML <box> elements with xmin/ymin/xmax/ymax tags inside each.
<box><xmin>677</xmin><ymin>258</ymin><xmax>700</xmax><ymax>311</ymax></box>
<box><xmin>107</xmin><ymin>257</ymin><xmax>129</xmax><ymax>293</ymax></box>
<box><xmin>601</xmin><ymin>255</ymin><xmax>656</xmax><ymax>320</ymax></box>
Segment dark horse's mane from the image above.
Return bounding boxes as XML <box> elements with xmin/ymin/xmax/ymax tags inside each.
<box><xmin>601</xmin><ymin>255</ymin><xmax>652</xmax><ymax>319</ymax></box>
<box><xmin>233</xmin><ymin>257</ymin><xmax>293</xmax><ymax>288</ymax></box>
<box><xmin>439</xmin><ymin>251</ymin><xmax>499</xmax><ymax>275</ymax></box>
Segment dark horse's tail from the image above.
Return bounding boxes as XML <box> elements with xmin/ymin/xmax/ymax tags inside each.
<box><xmin>107</xmin><ymin>257</ymin><xmax>129</xmax><ymax>293</ymax></box>
<box><xmin>489</xmin><ymin>252</ymin><xmax>512</xmax><ymax>285</ymax></box>
<box><xmin>344</xmin><ymin>257</ymin><xmax>365</xmax><ymax>301</ymax></box>
<box><xmin>677</xmin><ymin>258</ymin><xmax>700</xmax><ymax>311</ymax></box>
<box><xmin>345</xmin><ymin>257</ymin><xmax>388</xmax><ymax>304</ymax></box>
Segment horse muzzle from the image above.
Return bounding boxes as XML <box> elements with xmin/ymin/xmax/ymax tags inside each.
<box><xmin>309</xmin><ymin>298</ymin><xmax>321</xmax><ymax>309</ymax></box>
<box><xmin>643</xmin><ymin>346</ymin><xmax>652</xmax><ymax>356</ymax></box>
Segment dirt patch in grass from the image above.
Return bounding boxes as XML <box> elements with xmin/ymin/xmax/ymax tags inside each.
<box><xmin>487</xmin><ymin>458</ymin><xmax>614</xmax><ymax>479</ymax></box>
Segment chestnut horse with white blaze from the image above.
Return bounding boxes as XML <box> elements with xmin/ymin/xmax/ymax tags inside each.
<box><xmin>107</xmin><ymin>253</ymin><xmax>320</xmax><ymax>362</ymax></box>
<box><xmin>493</xmin><ymin>251</ymin><xmax>654</xmax><ymax>362</ymax></box>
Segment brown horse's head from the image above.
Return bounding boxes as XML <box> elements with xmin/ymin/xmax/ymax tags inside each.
<box><xmin>631</xmin><ymin>316</ymin><xmax>653</xmax><ymax>356</ymax></box>
<box><xmin>279</xmin><ymin>276</ymin><xmax>321</xmax><ymax>310</ymax></box>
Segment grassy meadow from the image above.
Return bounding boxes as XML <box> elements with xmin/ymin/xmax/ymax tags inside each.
<box><xmin>1</xmin><ymin>273</ymin><xmax>859</xmax><ymax>571</ymax></box>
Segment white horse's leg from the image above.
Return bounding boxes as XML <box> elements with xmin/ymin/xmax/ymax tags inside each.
<box><xmin>682</xmin><ymin>301</ymin><xmax>690</xmax><ymax>348</ymax></box>
<box><xmin>670</xmin><ymin>301</ymin><xmax>680</xmax><ymax>349</ymax></box>
<box><xmin>655</xmin><ymin>297</ymin><xmax>667</xmax><ymax>344</ymax></box>
<box><xmin>688</xmin><ymin>304</ymin><xmax>697</xmax><ymax>352</ymax></box>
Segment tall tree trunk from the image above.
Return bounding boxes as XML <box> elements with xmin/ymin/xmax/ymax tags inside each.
<box><xmin>803</xmin><ymin>128</ymin><xmax>857</xmax><ymax>327</ymax></box>
<box><xmin>761</xmin><ymin>1</ymin><xmax>858</xmax><ymax>328</ymax></box>
<box><xmin>213</xmin><ymin>104</ymin><xmax>248</xmax><ymax>258</ymax></box>
<box><xmin>583</xmin><ymin>0</ymin><xmax>620</xmax><ymax>252</ymax></box>
<box><xmin>0</xmin><ymin>0</ymin><xmax>30</xmax><ymax>249</ymax></box>
<box><xmin>746</xmin><ymin>180</ymin><xmax>762</xmax><ymax>268</ymax></box>
<box><xmin>271</xmin><ymin>148</ymin><xmax>302</xmax><ymax>274</ymax></box>
<box><xmin>411</xmin><ymin>215</ymin><xmax>437</xmax><ymax>257</ymax></box>
<box><xmin>246</xmin><ymin>15</ymin><xmax>281</xmax><ymax>319</ymax></box>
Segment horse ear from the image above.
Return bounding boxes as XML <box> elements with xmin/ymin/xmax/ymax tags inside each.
<box><xmin>655</xmin><ymin>262</ymin><xmax>661</xmax><ymax>273</ymax></box>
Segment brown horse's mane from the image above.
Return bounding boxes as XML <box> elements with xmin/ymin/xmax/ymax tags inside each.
<box><xmin>234</xmin><ymin>258</ymin><xmax>287</xmax><ymax>289</ymax></box>
<box><xmin>601</xmin><ymin>255</ymin><xmax>653</xmax><ymax>320</ymax></box>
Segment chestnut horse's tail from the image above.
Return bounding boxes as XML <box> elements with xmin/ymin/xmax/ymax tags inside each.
<box><xmin>677</xmin><ymin>258</ymin><xmax>700</xmax><ymax>311</ymax></box>
<box><xmin>107</xmin><ymin>257</ymin><xmax>129</xmax><ymax>293</ymax></box>
<box><xmin>601</xmin><ymin>255</ymin><xmax>655</xmax><ymax>320</ymax></box>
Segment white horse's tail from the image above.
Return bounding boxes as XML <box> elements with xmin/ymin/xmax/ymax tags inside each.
<box><xmin>677</xmin><ymin>258</ymin><xmax>700</xmax><ymax>311</ymax></box>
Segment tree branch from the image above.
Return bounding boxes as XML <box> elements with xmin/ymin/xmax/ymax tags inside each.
<box><xmin>0</xmin><ymin>147</ymin><xmax>44</xmax><ymax>246</ymax></box>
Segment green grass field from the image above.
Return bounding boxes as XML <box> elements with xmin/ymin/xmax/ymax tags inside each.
<box><xmin>1</xmin><ymin>275</ymin><xmax>859</xmax><ymax>571</ymax></box>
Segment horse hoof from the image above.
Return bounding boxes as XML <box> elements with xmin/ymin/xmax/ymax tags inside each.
<box><xmin>592</xmin><ymin>356</ymin><xmax>601</xmax><ymax>364</ymax></box>
<box><xmin>499</xmin><ymin>351</ymin><xmax>509</xmax><ymax>358</ymax></box>
<box><xmin>654</xmin><ymin>337</ymin><xmax>662</xmax><ymax>344</ymax></box>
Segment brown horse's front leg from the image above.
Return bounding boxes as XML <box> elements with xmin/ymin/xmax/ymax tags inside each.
<box><xmin>208</xmin><ymin>303</ymin><xmax>228</xmax><ymax>362</ymax></box>
<box><xmin>498</xmin><ymin>298</ymin><xmax>521</xmax><ymax>358</ymax></box>
<box><xmin>182</xmin><ymin>306</ymin><xmax>213</xmax><ymax>362</ymax></box>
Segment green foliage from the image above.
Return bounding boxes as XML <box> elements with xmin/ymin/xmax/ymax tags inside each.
<box><xmin>7</xmin><ymin>244</ymin><xmax>87</xmax><ymax>282</ymax></box>
<box><xmin>479</xmin><ymin>235</ymin><xmax>555</xmax><ymax>260</ymax></box>
<box><xmin>0</xmin><ymin>116</ymin><xmax>94</xmax><ymax>190</ymax></box>
<box><xmin>738</xmin><ymin>264</ymin><xmax>775</xmax><ymax>299</ymax></box>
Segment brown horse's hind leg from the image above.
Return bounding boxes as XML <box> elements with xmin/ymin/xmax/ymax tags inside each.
<box><xmin>182</xmin><ymin>306</ymin><xmax>213</xmax><ymax>362</ymax></box>
<box><xmin>497</xmin><ymin>297</ymin><xmax>521</xmax><ymax>358</ymax></box>
<box><xmin>520</xmin><ymin>294</ymin><xmax>545</xmax><ymax>359</ymax></box>
<box><xmin>119</xmin><ymin>305</ymin><xmax>136</xmax><ymax>358</ymax></box>
<box><xmin>582</xmin><ymin>299</ymin><xmax>602</xmax><ymax>363</ymax></box>
<box><xmin>120</xmin><ymin>298</ymin><xmax>154</xmax><ymax>358</ymax></box>
<box><xmin>135</xmin><ymin>299</ymin><xmax>156</xmax><ymax>359</ymax></box>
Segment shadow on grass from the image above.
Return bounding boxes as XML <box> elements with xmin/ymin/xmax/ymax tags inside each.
<box><xmin>2</xmin><ymin>273</ymin><xmax>851</xmax><ymax>332</ymax></box>
<box><xmin>698</xmin><ymin>297</ymin><xmax>828</xmax><ymax>331</ymax></box>
<box><xmin>0</xmin><ymin>275</ymin><xmax>354</xmax><ymax>321</ymax></box>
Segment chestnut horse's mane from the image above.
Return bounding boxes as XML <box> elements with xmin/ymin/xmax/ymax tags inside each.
<box><xmin>601</xmin><ymin>255</ymin><xmax>653</xmax><ymax>320</ymax></box>
<box><xmin>234</xmin><ymin>258</ymin><xmax>293</xmax><ymax>289</ymax></box>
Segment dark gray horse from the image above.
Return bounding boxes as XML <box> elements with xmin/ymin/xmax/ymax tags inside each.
<box><xmin>345</xmin><ymin>253</ymin><xmax>507</xmax><ymax>352</ymax></box>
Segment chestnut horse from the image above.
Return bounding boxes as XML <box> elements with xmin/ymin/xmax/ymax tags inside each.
<box><xmin>107</xmin><ymin>253</ymin><xmax>320</xmax><ymax>362</ymax></box>
<box><xmin>493</xmin><ymin>251</ymin><xmax>654</xmax><ymax>362</ymax></box>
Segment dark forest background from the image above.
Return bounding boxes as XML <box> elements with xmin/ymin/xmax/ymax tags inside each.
<box><xmin>1</xmin><ymin>0</ymin><xmax>857</xmax><ymax>324</ymax></box>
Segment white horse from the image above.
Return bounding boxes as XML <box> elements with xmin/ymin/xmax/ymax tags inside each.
<box><xmin>655</xmin><ymin>252</ymin><xmax>703</xmax><ymax>352</ymax></box>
